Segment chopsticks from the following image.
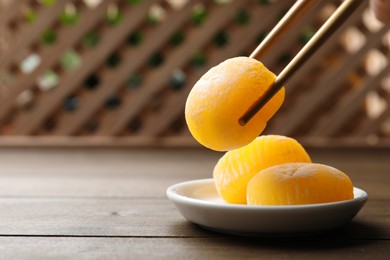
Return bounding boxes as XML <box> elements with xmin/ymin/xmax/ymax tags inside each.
<box><xmin>239</xmin><ymin>0</ymin><xmax>364</xmax><ymax>126</ymax></box>
<box><xmin>250</xmin><ymin>0</ymin><xmax>318</xmax><ymax>60</ymax></box>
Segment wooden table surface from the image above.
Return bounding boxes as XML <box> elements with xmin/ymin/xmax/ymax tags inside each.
<box><xmin>0</xmin><ymin>147</ymin><xmax>389</xmax><ymax>259</ymax></box>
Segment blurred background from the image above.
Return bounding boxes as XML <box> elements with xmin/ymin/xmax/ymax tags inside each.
<box><xmin>0</xmin><ymin>0</ymin><xmax>389</xmax><ymax>148</ymax></box>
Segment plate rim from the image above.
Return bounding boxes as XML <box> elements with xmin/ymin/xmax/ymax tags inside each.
<box><xmin>166</xmin><ymin>178</ymin><xmax>369</xmax><ymax>210</ymax></box>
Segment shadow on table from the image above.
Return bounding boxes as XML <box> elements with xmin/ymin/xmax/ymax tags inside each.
<box><xmin>244</xmin><ymin>221</ymin><xmax>384</xmax><ymax>250</ymax></box>
<box><xmin>164</xmin><ymin>220</ymin><xmax>389</xmax><ymax>258</ymax></box>
<box><xmin>184</xmin><ymin>219</ymin><xmax>386</xmax><ymax>250</ymax></box>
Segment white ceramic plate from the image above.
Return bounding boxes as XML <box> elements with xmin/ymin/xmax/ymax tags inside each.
<box><xmin>167</xmin><ymin>179</ymin><xmax>368</xmax><ymax>236</ymax></box>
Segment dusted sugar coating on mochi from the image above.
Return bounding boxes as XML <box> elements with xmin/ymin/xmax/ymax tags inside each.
<box><xmin>246</xmin><ymin>163</ymin><xmax>354</xmax><ymax>206</ymax></box>
<box><xmin>213</xmin><ymin>135</ymin><xmax>311</xmax><ymax>204</ymax></box>
<box><xmin>185</xmin><ymin>57</ymin><xmax>285</xmax><ymax>151</ymax></box>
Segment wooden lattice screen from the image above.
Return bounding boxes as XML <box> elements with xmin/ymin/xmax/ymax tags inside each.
<box><xmin>0</xmin><ymin>0</ymin><xmax>389</xmax><ymax>147</ymax></box>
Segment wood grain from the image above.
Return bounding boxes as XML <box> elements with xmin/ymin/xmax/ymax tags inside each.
<box><xmin>0</xmin><ymin>237</ymin><xmax>388</xmax><ymax>260</ymax></box>
<box><xmin>0</xmin><ymin>148</ymin><xmax>388</xmax><ymax>198</ymax></box>
<box><xmin>0</xmin><ymin>197</ymin><xmax>388</xmax><ymax>238</ymax></box>
<box><xmin>0</xmin><ymin>147</ymin><xmax>388</xmax><ymax>258</ymax></box>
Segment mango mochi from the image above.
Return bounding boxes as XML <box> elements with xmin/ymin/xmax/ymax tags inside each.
<box><xmin>184</xmin><ymin>56</ymin><xmax>353</xmax><ymax>205</ymax></box>
<box><xmin>247</xmin><ymin>163</ymin><xmax>354</xmax><ymax>206</ymax></box>
<box><xmin>213</xmin><ymin>135</ymin><xmax>311</xmax><ymax>204</ymax></box>
<box><xmin>185</xmin><ymin>57</ymin><xmax>285</xmax><ymax>152</ymax></box>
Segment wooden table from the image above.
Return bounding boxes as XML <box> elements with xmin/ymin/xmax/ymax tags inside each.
<box><xmin>0</xmin><ymin>147</ymin><xmax>389</xmax><ymax>259</ymax></box>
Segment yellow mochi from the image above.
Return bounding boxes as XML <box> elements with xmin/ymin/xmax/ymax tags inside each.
<box><xmin>185</xmin><ymin>57</ymin><xmax>285</xmax><ymax>151</ymax></box>
<box><xmin>247</xmin><ymin>163</ymin><xmax>354</xmax><ymax>206</ymax></box>
<box><xmin>213</xmin><ymin>135</ymin><xmax>311</xmax><ymax>204</ymax></box>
